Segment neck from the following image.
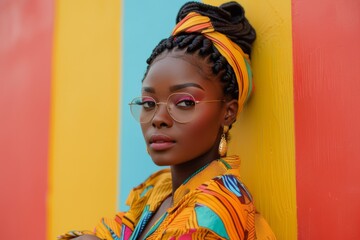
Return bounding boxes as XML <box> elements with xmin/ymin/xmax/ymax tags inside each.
<box><xmin>170</xmin><ymin>145</ymin><xmax>219</xmax><ymax>194</ymax></box>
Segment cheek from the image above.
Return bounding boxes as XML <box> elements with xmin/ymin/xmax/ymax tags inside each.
<box><xmin>180</xmin><ymin>109</ymin><xmax>221</xmax><ymax>151</ymax></box>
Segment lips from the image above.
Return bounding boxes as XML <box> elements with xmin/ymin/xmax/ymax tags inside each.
<box><xmin>149</xmin><ymin>134</ymin><xmax>176</xmax><ymax>151</ymax></box>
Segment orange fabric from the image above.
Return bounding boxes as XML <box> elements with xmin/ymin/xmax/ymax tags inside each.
<box><xmin>58</xmin><ymin>156</ymin><xmax>275</xmax><ymax>239</ymax></box>
<box><xmin>172</xmin><ymin>12</ymin><xmax>253</xmax><ymax>112</ymax></box>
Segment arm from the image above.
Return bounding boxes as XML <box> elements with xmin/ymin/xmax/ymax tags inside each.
<box><xmin>73</xmin><ymin>236</ymin><xmax>101</xmax><ymax>240</ymax></box>
<box><xmin>57</xmin><ymin>231</ymin><xmax>99</xmax><ymax>240</ymax></box>
<box><xmin>57</xmin><ymin>213</ymin><xmax>123</xmax><ymax>240</ymax></box>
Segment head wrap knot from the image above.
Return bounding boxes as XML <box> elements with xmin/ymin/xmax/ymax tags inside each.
<box><xmin>172</xmin><ymin>12</ymin><xmax>253</xmax><ymax>111</ymax></box>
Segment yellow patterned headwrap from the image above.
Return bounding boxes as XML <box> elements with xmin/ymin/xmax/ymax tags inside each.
<box><xmin>172</xmin><ymin>12</ymin><xmax>253</xmax><ymax>111</ymax></box>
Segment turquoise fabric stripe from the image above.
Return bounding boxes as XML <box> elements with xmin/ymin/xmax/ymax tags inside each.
<box><xmin>129</xmin><ymin>205</ymin><xmax>152</xmax><ymax>240</ymax></box>
<box><xmin>144</xmin><ymin>212</ymin><xmax>168</xmax><ymax>239</ymax></box>
<box><xmin>245</xmin><ymin>59</ymin><xmax>253</xmax><ymax>100</ymax></box>
<box><xmin>195</xmin><ymin>205</ymin><xmax>230</xmax><ymax>239</ymax></box>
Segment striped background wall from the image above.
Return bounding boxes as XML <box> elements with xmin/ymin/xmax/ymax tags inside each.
<box><xmin>119</xmin><ymin>0</ymin><xmax>194</xmax><ymax>211</ymax></box>
<box><xmin>48</xmin><ymin>0</ymin><xmax>120</xmax><ymax>238</ymax></box>
<box><xmin>0</xmin><ymin>0</ymin><xmax>53</xmax><ymax>238</ymax></box>
<box><xmin>292</xmin><ymin>0</ymin><xmax>360</xmax><ymax>238</ymax></box>
<box><xmin>0</xmin><ymin>0</ymin><xmax>359</xmax><ymax>239</ymax></box>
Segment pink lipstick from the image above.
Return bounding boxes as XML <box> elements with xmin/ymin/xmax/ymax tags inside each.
<box><xmin>149</xmin><ymin>134</ymin><xmax>175</xmax><ymax>151</ymax></box>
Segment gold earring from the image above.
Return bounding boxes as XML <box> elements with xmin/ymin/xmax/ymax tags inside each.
<box><xmin>218</xmin><ymin>126</ymin><xmax>229</xmax><ymax>157</ymax></box>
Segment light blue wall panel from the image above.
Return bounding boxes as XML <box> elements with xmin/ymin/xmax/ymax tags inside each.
<box><xmin>120</xmin><ymin>0</ymin><xmax>198</xmax><ymax>210</ymax></box>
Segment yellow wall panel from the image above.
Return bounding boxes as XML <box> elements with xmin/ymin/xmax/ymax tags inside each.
<box><xmin>48</xmin><ymin>0</ymin><xmax>121</xmax><ymax>239</ymax></box>
<box><xmin>203</xmin><ymin>1</ymin><xmax>297</xmax><ymax>239</ymax></box>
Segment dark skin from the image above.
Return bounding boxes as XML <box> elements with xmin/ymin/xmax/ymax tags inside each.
<box><xmin>75</xmin><ymin>49</ymin><xmax>238</xmax><ymax>240</ymax></box>
<box><xmin>140</xmin><ymin>49</ymin><xmax>238</xmax><ymax>239</ymax></box>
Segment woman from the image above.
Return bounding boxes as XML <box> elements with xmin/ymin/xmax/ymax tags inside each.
<box><xmin>59</xmin><ymin>1</ymin><xmax>275</xmax><ymax>239</ymax></box>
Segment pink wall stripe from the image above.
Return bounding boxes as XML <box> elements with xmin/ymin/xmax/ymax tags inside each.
<box><xmin>0</xmin><ymin>1</ymin><xmax>54</xmax><ymax>239</ymax></box>
<box><xmin>292</xmin><ymin>0</ymin><xmax>360</xmax><ymax>238</ymax></box>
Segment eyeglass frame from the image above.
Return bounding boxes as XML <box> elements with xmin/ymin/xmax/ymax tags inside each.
<box><xmin>128</xmin><ymin>92</ymin><xmax>225</xmax><ymax>124</ymax></box>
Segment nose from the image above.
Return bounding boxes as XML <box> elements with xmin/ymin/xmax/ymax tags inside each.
<box><xmin>151</xmin><ymin>103</ymin><xmax>173</xmax><ymax>128</ymax></box>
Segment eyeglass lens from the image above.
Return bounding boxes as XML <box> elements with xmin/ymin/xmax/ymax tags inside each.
<box><xmin>129</xmin><ymin>93</ymin><xmax>197</xmax><ymax>123</ymax></box>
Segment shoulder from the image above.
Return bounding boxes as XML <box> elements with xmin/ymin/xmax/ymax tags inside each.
<box><xmin>126</xmin><ymin>168</ymin><xmax>171</xmax><ymax>207</ymax></box>
<box><xmin>191</xmin><ymin>174</ymin><xmax>255</xmax><ymax>239</ymax></box>
<box><xmin>132</xmin><ymin>168</ymin><xmax>171</xmax><ymax>192</ymax></box>
<box><xmin>198</xmin><ymin>174</ymin><xmax>253</xmax><ymax>204</ymax></box>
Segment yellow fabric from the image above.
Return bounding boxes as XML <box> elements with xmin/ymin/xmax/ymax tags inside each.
<box><xmin>58</xmin><ymin>156</ymin><xmax>275</xmax><ymax>239</ymax></box>
<box><xmin>172</xmin><ymin>12</ymin><xmax>252</xmax><ymax>112</ymax></box>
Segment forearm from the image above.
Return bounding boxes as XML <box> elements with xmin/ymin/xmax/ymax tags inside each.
<box><xmin>73</xmin><ymin>235</ymin><xmax>101</xmax><ymax>240</ymax></box>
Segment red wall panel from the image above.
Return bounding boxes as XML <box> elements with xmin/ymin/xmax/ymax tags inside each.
<box><xmin>0</xmin><ymin>1</ymin><xmax>53</xmax><ymax>239</ymax></box>
<box><xmin>292</xmin><ymin>0</ymin><xmax>360</xmax><ymax>238</ymax></box>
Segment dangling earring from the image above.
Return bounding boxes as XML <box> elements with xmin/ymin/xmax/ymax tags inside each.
<box><xmin>218</xmin><ymin>125</ymin><xmax>229</xmax><ymax>157</ymax></box>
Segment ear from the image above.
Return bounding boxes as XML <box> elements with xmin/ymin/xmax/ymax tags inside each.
<box><xmin>222</xmin><ymin>99</ymin><xmax>238</xmax><ymax>126</ymax></box>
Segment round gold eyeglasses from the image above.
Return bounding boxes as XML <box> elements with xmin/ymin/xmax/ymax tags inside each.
<box><xmin>129</xmin><ymin>92</ymin><xmax>224</xmax><ymax>123</ymax></box>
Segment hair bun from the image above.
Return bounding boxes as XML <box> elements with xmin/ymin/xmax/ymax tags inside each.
<box><xmin>176</xmin><ymin>1</ymin><xmax>256</xmax><ymax>56</ymax></box>
<box><xmin>219</xmin><ymin>2</ymin><xmax>245</xmax><ymax>22</ymax></box>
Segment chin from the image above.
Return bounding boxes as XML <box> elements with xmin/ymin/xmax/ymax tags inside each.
<box><xmin>150</xmin><ymin>154</ymin><xmax>169</xmax><ymax>166</ymax></box>
<box><xmin>151</xmin><ymin>159</ymin><xmax>170</xmax><ymax>167</ymax></box>
<box><xmin>150</xmin><ymin>152</ymin><xmax>180</xmax><ymax>167</ymax></box>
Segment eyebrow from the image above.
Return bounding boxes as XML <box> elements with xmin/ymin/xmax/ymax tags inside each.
<box><xmin>142</xmin><ymin>86</ymin><xmax>155</xmax><ymax>93</ymax></box>
<box><xmin>170</xmin><ymin>83</ymin><xmax>204</xmax><ymax>91</ymax></box>
<box><xmin>142</xmin><ymin>83</ymin><xmax>204</xmax><ymax>93</ymax></box>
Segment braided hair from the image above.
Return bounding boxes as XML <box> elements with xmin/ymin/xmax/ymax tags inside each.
<box><xmin>144</xmin><ymin>1</ymin><xmax>256</xmax><ymax>101</ymax></box>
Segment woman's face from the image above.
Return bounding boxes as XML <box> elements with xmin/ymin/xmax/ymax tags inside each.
<box><xmin>141</xmin><ymin>50</ymin><xmax>227</xmax><ymax>166</ymax></box>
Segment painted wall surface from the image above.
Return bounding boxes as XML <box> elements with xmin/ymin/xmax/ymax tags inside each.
<box><xmin>48</xmin><ymin>0</ymin><xmax>121</xmax><ymax>239</ymax></box>
<box><xmin>204</xmin><ymin>1</ymin><xmax>297</xmax><ymax>239</ymax></box>
<box><xmin>292</xmin><ymin>0</ymin><xmax>360</xmax><ymax>239</ymax></box>
<box><xmin>119</xmin><ymin>0</ymin><xmax>197</xmax><ymax>210</ymax></box>
<box><xmin>1</xmin><ymin>0</ymin><xmax>360</xmax><ymax>239</ymax></box>
<box><xmin>0</xmin><ymin>1</ymin><xmax>53</xmax><ymax>239</ymax></box>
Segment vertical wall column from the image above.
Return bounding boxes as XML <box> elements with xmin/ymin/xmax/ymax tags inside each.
<box><xmin>292</xmin><ymin>0</ymin><xmax>360</xmax><ymax>239</ymax></box>
<box><xmin>203</xmin><ymin>1</ymin><xmax>298</xmax><ymax>239</ymax></box>
<box><xmin>119</xmin><ymin>0</ymin><xmax>195</xmax><ymax>209</ymax></box>
<box><xmin>49</xmin><ymin>0</ymin><xmax>121</xmax><ymax>238</ymax></box>
<box><xmin>0</xmin><ymin>0</ymin><xmax>53</xmax><ymax>239</ymax></box>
